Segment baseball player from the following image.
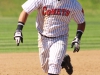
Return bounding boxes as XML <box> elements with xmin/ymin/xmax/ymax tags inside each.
<box><xmin>14</xmin><ymin>0</ymin><xmax>86</xmax><ymax>75</ymax></box>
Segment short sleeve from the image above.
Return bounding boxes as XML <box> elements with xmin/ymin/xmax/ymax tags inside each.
<box><xmin>22</xmin><ymin>0</ymin><xmax>42</xmax><ymax>14</ymax></box>
<box><xmin>72</xmin><ymin>9</ymin><xmax>85</xmax><ymax>24</ymax></box>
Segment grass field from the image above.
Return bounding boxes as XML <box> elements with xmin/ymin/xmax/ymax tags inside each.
<box><xmin>0</xmin><ymin>16</ymin><xmax>100</xmax><ymax>53</ymax></box>
<box><xmin>0</xmin><ymin>0</ymin><xmax>100</xmax><ymax>17</ymax></box>
<box><xmin>0</xmin><ymin>1</ymin><xmax>100</xmax><ymax>75</ymax></box>
<box><xmin>0</xmin><ymin>0</ymin><xmax>100</xmax><ymax>53</ymax></box>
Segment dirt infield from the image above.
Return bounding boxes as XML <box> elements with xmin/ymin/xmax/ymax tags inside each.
<box><xmin>0</xmin><ymin>50</ymin><xmax>100</xmax><ymax>75</ymax></box>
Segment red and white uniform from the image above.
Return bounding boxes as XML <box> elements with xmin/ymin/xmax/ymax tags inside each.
<box><xmin>22</xmin><ymin>0</ymin><xmax>85</xmax><ymax>74</ymax></box>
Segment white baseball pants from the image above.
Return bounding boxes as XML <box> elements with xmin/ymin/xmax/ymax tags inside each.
<box><xmin>38</xmin><ymin>33</ymin><xmax>68</xmax><ymax>74</ymax></box>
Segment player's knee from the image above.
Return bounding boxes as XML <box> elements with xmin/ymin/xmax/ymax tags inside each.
<box><xmin>48</xmin><ymin>64</ymin><xmax>61</xmax><ymax>74</ymax></box>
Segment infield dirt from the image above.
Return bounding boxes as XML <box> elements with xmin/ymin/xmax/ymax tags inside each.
<box><xmin>0</xmin><ymin>50</ymin><xmax>100</xmax><ymax>75</ymax></box>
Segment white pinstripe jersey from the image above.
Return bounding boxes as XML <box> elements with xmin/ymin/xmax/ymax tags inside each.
<box><xmin>22</xmin><ymin>0</ymin><xmax>85</xmax><ymax>37</ymax></box>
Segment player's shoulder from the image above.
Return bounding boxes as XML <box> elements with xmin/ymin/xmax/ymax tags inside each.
<box><xmin>26</xmin><ymin>0</ymin><xmax>43</xmax><ymax>5</ymax></box>
<box><xmin>27</xmin><ymin>0</ymin><xmax>43</xmax><ymax>2</ymax></box>
<box><xmin>72</xmin><ymin>0</ymin><xmax>83</xmax><ymax>11</ymax></box>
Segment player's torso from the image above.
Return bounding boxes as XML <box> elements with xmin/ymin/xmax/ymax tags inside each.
<box><xmin>37</xmin><ymin>0</ymin><xmax>82</xmax><ymax>37</ymax></box>
<box><xmin>41</xmin><ymin>0</ymin><xmax>75</xmax><ymax>22</ymax></box>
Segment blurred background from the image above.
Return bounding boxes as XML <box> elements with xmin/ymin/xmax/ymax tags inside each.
<box><xmin>0</xmin><ymin>0</ymin><xmax>100</xmax><ymax>53</ymax></box>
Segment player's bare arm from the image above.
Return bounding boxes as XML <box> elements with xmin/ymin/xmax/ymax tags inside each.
<box><xmin>77</xmin><ymin>22</ymin><xmax>85</xmax><ymax>32</ymax></box>
<box><xmin>18</xmin><ymin>10</ymin><xmax>28</xmax><ymax>23</ymax></box>
<box><xmin>71</xmin><ymin>22</ymin><xmax>86</xmax><ymax>52</ymax></box>
<box><xmin>14</xmin><ymin>10</ymin><xmax>29</xmax><ymax>46</ymax></box>
<box><xmin>76</xmin><ymin>22</ymin><xmax>86</xmax><ymax>39</ymax></box>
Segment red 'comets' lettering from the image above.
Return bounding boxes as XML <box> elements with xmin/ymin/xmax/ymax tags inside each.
<box><xmin>42</xmin><ymin>6</ymin><xmax>47</xmax><ymax>15</ymax></box>
<box><xmin>42</xmin><ymin>6</ymin><xmax>70</xmax><ymax>16</ymax></box>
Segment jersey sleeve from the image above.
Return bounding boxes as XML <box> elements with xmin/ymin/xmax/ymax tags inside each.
<box><xmin>22</xmin><ymin>0</ymin><xmax>42</xmax><ymax>14</ymax></box>
<box><xmin>72</xmin><ymin>9</ymin><xmax>85</xmax><ymax>24</ymax></box>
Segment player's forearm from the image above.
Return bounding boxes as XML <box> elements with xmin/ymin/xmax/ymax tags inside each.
<box><xmin>16</xmin><ymin>10</ymin><xmax>28</xmax><ymax>31</ymax></box>
<box><xmin>76</xmin><ymin>22</ymin><xmax>86</xmax><ymax>40</ymax></box>
<box><xmin>18</xmin><ymin>10</ymin><xmax>28</xmax><ymax>23</ymax></box>
<box><xmin>77</xmin><ymin>22</ymin><xmax>86</xmax><ymax>32</ymax></box>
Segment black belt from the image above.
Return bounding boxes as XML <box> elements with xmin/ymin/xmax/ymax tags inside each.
<box><xmin>40</xmin><ymin>33</ymin><xmax>56</xmax><ymax>38</ymax></box>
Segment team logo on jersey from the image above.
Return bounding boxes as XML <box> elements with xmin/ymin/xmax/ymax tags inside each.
<box><xmin>42</xmin><ymin>6</ymin><xmax>70</xmax><ymax>16</ymax></box>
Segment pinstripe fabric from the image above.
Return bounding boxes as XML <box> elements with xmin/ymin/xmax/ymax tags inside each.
<box><xmin>22</xmin><ymin>0</ymin><xmax>85</xmax><ymax>37</ymax></box>
<box><xmin>22</xmin><ymin>0</ymin><xmax>85</xmax><ymax>74</ymax></box>
<box><xmin>39</xmin><ymin>33</ymin><xmax>68</xmax><ymax>74</ymax></box>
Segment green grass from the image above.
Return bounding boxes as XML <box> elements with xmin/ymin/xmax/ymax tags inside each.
<box><xmin>0</xmin><ymin>17</ymin><xmax>100</xmax><ymax>53</ymax></box>
<box><xmin>0</xmin><ymin>0</ymin><xmax>100</xmax><ymax>17</ymax></box>
<box><xmin>68</xmin><ymin>17</ymin><xmax>100</xmax><ymax>50</ymax></box>
<box><xmin>0</xmin><ymin>17</ymin><xmax>37</xmax><ymax>53</ymax></box>
<box><xmin>0</xmin><ymin>0</ymin><xmax>37</xmax><ymax>17</ymax></box>
<box><xmin>0</xmin><ymin>0</ymin><xmax>100</xmax><ymax>53</ymax></box>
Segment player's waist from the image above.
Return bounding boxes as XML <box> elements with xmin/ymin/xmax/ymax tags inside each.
<box><xmin>39</xmin><ymin>32</ymin><xmax>56</xmax><ymax>38</ymax></box>
<box><xmin>39</xmin><ymin>31</ymin><xmax>68</xmax><ymax>38</ymax></box>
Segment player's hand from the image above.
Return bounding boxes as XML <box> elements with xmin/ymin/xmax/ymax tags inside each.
<box><xmin>71</xmin><ymin>37</ymin><xmax>80</xmax><ymax>53</ymax></box>
<box><xmin>14</xmin><ymin>30</ymin><xmax>23</xmax><ymax>46</ymax></box>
